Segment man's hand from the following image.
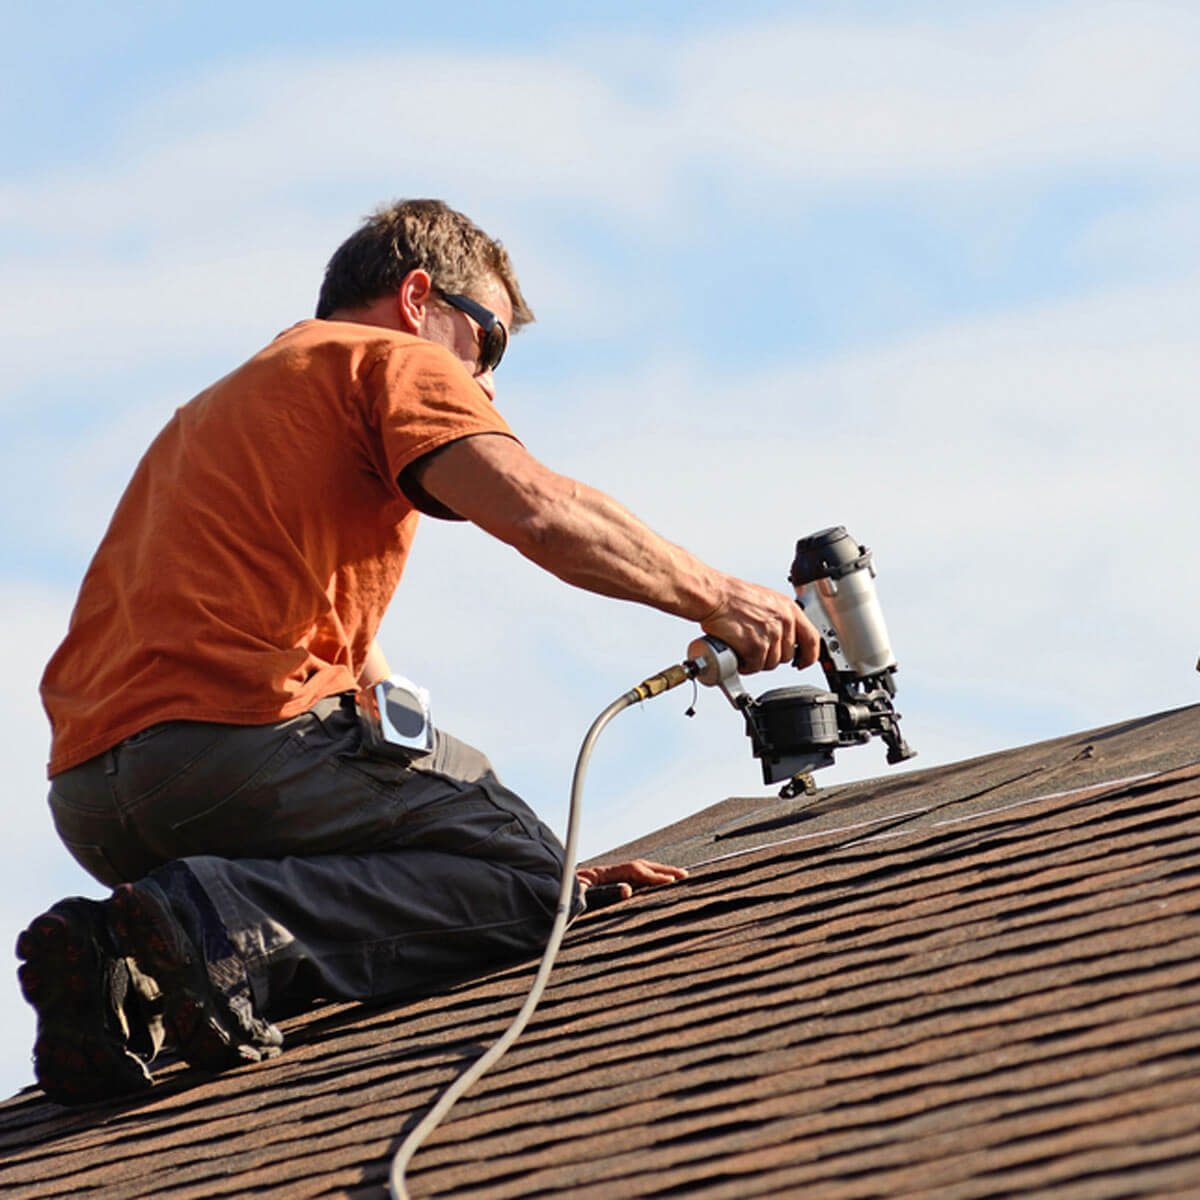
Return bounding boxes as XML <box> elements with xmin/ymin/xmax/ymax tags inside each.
<box><xmin>576</xmin><ymin>859</ymin><xmax>688</xmax><ymax>907</ymax></box>
<box><xmin>701</xmin><ymin>577</ymin><xmax>821</xmax><ymax>673</ymax></box>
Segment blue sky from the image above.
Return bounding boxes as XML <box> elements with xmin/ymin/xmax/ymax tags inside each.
<box><xmin>3</xmin><ymin>0</ymin><xmax>1199</xmax><ymax>1100</ymax></box>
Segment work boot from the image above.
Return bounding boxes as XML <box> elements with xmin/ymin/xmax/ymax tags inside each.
<box><xmin>16</xmin><ymin>898</ymin><xmax>154</xmax><ymax>1106</ymax></box>
<box><xmin>107</xmin><ymin>876</ymin><xmax>282</xmax><ymax>1072</ymax></box>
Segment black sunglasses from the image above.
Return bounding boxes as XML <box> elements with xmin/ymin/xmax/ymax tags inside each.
<box><xmin>436</xmin><ymin>291</ymin><xmax>508</xmax><ymax>375</ymax></box>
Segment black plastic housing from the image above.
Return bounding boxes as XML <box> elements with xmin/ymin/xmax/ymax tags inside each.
<box><xmin>789</xmin><ymin>525</ymin><xmax>870</xmax><ymax>587</ymax></box>
<box><xmin>746</xmin><ymin>685</ymin><xmax>841</xmax><ymax>782</ymax></box>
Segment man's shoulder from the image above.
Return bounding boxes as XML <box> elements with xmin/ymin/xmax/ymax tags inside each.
<box><xmin>267</xmin><ymin>320</ymin><xmax>479</xmax><ymax>403</ymax></box>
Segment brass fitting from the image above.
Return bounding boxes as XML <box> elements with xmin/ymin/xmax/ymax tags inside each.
<box><xmin>632</xmin><ymin>662</ymin><xmax>694</xmax><ymax>702</ymax></box>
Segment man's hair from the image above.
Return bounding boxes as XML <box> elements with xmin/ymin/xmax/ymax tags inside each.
<box><xmin>315</xmin><ymin>198</ymin><xmax>534</xmax><ymax>330</ymax></box>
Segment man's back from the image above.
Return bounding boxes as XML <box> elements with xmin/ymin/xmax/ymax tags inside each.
<box><xmin>41</xmin><ymin>319</ymin><xmax>510</xmax><ymax>775</ymax></box>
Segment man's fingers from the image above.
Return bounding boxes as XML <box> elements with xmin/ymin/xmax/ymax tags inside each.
<box><xmin>627</xmin><ymin>859</ymin><xmax>688</xmax><ymax>884</ymax></box>
<box><xmin>577</xmin><ymin>859</ymin><xmax>689</xmax><ymax>889</ymax></box>
<box><xmin>735</xmin><ymin>631</ymin><xmax>771</xmax><ymax>675</ymax></box>
<box><xmin>794</xmin><ymin>611</ymin><xmax>821</xmax><ymax>668</ymax></box>
<box><xmin>768</xmin><ymin>622</ymin><xmax>791</xmax><ymax>672</ymax></box>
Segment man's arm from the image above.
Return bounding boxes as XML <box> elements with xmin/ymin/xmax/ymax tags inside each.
<box><xmin>356</xmin><ymin>641</ymin><xmax>392</xmax><ymax>690</ymax></box>
<box><xmin>411</xmin><ymin>433</ymin><xmax>819</xmax><ymax>673</ymax></box>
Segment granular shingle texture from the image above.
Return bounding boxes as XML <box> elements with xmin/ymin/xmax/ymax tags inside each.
<box><xmin>2</xmin><ymin>703</ymin><xmax>1199</xmax><ymax>1198</ymax></box>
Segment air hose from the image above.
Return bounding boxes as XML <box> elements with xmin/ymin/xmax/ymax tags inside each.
<box><xmin>389</xmin><ymin>662</ymin><xmax>694</xmax><ymax>1200</ymax></box>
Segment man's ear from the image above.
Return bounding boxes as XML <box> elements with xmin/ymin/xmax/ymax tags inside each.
<box><xmin>396</xmin><ymin>269</ymin><xmax>434</xmax><ymax>334</ymax></box>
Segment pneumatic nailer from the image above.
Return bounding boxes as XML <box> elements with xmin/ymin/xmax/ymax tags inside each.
<box><xmin>687</xmin><ymin>526</ymin><xmax>915</xmax><ymax>797</ymax></box>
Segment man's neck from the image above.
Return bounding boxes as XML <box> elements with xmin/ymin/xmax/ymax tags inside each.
<box><xmin>321</xmin><ymin>296</ymin><xmax>402</xmax><ymax>330</ymax></box>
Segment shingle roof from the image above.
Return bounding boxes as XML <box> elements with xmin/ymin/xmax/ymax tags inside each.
<box><xmin>3</xmin><ymin>703</ymin><xmax>1200</xmax><ymax>1198</ymax></box>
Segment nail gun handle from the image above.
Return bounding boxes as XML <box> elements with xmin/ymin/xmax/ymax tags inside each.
<box><xmin>685</xmin><ymin>636</ymin><xmax>750</xmax><ymax>709</ymax></box>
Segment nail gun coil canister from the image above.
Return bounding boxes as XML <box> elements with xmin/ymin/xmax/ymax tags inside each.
<box><xmin>748</xmin><ymin>685</ymin><xmax>840</xmax><ymax>783</ymax></box>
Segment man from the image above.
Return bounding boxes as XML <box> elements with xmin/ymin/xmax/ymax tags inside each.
<box><xmin>20</xmin><ymin>199</ymin><xmax>818</xmax><ymax>1105</ymax></box>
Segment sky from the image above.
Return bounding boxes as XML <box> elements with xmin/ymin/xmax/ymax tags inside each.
<box><xmin>2</xmin><ymin>0</ymin><xmax>1198</xmax><ymax>1101</ymax></box>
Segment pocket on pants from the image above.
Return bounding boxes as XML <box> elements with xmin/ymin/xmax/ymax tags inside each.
<box><xmin>165</xmin><ymin>734</ymin><xmax>301</xmax><ymax>855</ymax></box>
<box><xmin>118</xmin><ymin>722</ymin><xmax>230</xmax><ymax>807</ymax></box>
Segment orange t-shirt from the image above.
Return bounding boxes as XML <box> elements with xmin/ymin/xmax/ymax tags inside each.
<box><xmin>41</xmin><ymin>319</ymin><xmax>516</xmax><ymax>776</ymax></box>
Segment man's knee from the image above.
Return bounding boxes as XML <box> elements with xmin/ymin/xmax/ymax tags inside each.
<box><xmin>507</xmin><ymin>869</ymin><xmax>577</xmax><ymax>955</ymax></box>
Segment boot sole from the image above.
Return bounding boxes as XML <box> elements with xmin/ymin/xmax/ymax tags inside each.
<box><xmin>16</xmin><ymin>902</ymin><xmax>153</xmax><ymax>1106</ymax></box>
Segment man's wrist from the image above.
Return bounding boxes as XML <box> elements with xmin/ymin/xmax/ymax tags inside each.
<box><xmin>683</xmin><ymin>571</ymin><xmax>729</xmax><ymax>626</ymax></box>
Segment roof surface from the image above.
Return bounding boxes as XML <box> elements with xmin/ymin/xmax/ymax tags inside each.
<box><xmin>3</xmin><ymin>703</ymin><xmax>1200</xmax><ymax>1197</ymax></box>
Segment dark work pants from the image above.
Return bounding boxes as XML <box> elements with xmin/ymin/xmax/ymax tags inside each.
<box><xmin>46</xmin><ymin>695</ymin><xmax>573</xmax><ymax>1017</ymax></box>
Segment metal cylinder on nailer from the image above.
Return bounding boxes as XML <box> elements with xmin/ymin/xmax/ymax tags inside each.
<box><xmin>790</xmin><ymin>527</ymin><xmax>896</xmax><ymax>677</ymax></box>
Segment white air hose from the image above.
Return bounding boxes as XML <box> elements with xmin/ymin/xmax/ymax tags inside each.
<box><xmin>389</xmin><ymin>662</ymin><xmax>692</xmax><ymax>1199</ymax></box>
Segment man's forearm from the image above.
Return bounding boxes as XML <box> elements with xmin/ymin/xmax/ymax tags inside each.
<box><xmin>413</xmin><ymin>434</ymin><xmax>722</xmax><ymax>618</ymax></box>
<box><xmin>499</xmin><ymin>473</ymin><xmax>726</xmax><ymax>623</ymax></box>
<box><xmin>357</xmin><ymin>640</ymin><xmax>391</xmax><ymax>689</ymax></box>
<box><xmin>413</xmin><ymin>433</ymin><xmax>818</xmax><ymax>673</ymax></box>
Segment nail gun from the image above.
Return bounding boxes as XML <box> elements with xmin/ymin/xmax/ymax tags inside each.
<box><xmin>687</xmin><ymin>526</ymin><xmax>915</xmax><ymax>797</ymax></box>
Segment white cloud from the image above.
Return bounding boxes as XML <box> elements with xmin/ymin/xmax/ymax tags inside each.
<box><xmin>1075</xmin><ymin>189</ymin><xmax>1200</xmax><ymax>276</ymax></box>
<box><xmin>674</xmin><ymin>5</ymin><xmax>1200</xmax><ymax>178</ymax></box>
<box><xmin>4</xmin><ymin>4</ymin><xmax>1199</xmax><ymax>243</ymax></box>
<box><xmin>2</xmin><ymin>4</ymin><xmax>1198</xmax><ymax>405</ymax></box>
<box><xmin>0</xmin><ymin>234</ymin><xmax>326</xmax><ymax>400</ymax></box>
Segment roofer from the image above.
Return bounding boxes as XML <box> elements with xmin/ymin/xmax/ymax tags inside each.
<box><xmin>19</xmin><ymin>198</ymin><xmax>819</xmax><ymax>1105</ymax></box>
